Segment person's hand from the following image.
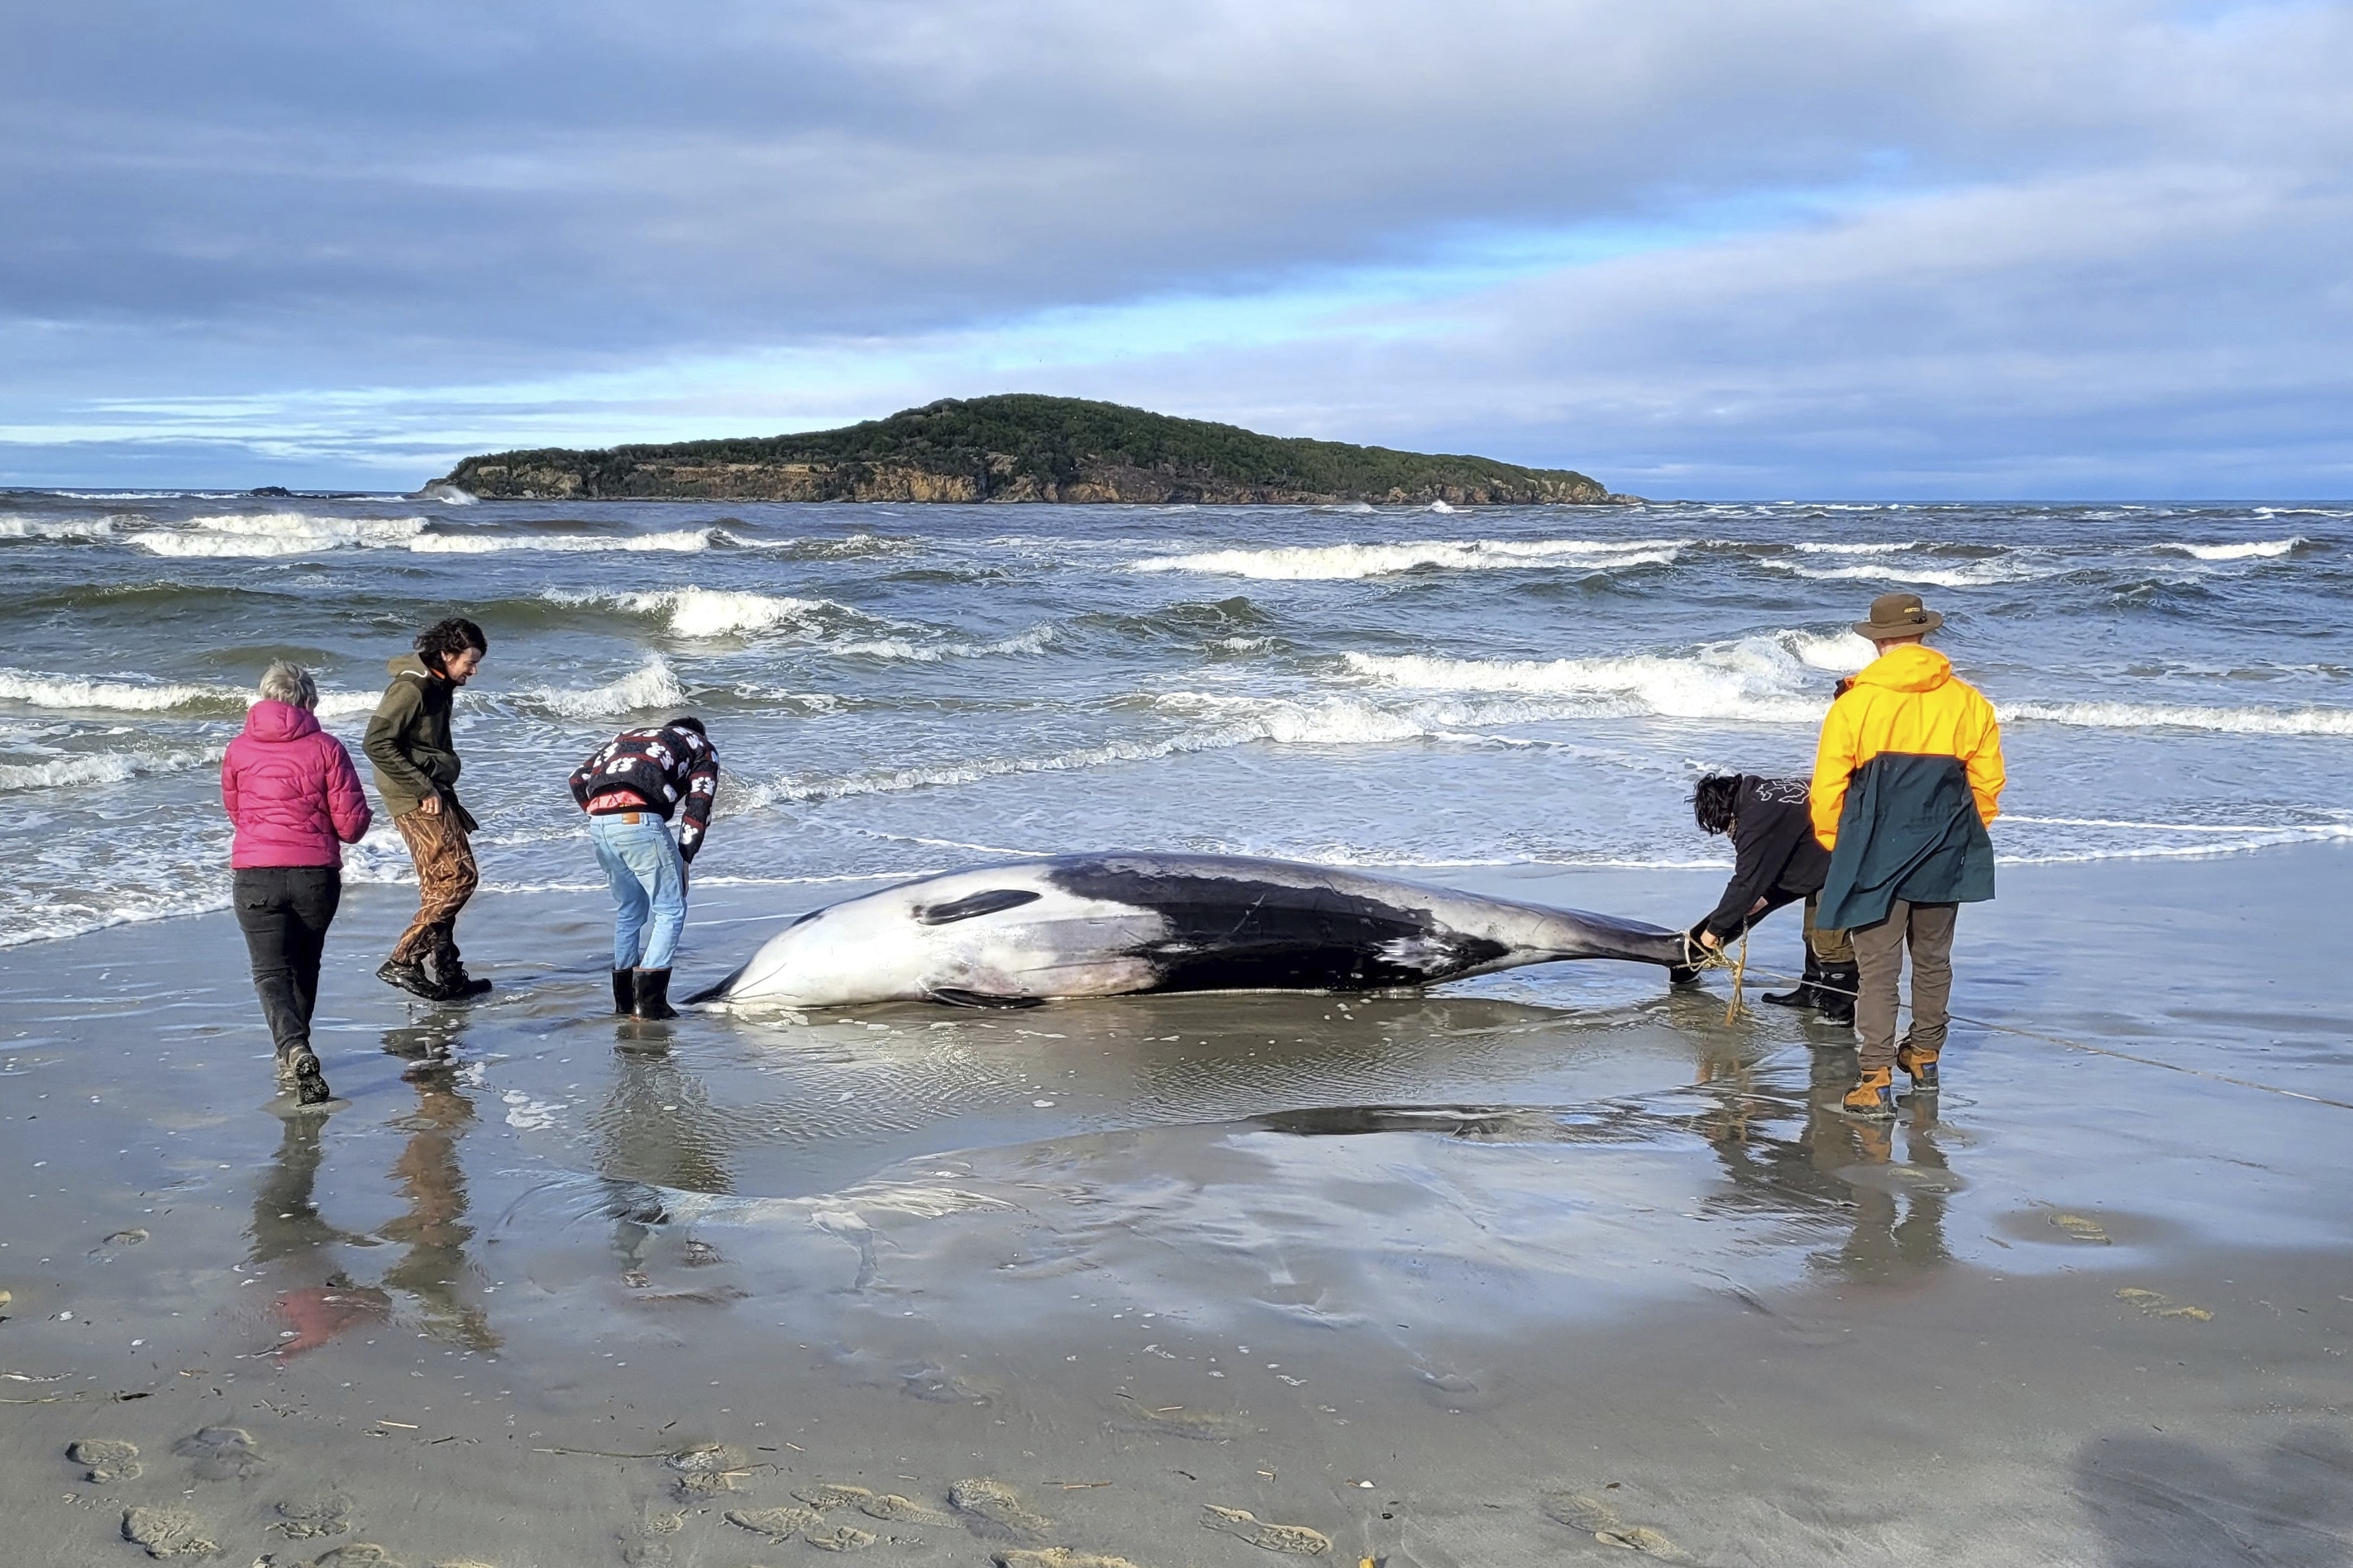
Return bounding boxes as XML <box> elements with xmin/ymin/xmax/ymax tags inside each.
<box><xmin>1697</xmin><ymin>928</ymin><xmax>1722</xmax><ymax>951</ymax></box>
<box><xmin>417</xmin><ymin>794</ymin><xmax>441</xmax><ymax>817</ymax></box>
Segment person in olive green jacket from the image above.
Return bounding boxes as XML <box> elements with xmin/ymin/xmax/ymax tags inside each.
<box><xmin>365</xmin><ymin>617</ymin><xmax>491</xmax><ymax>1002</ymax></box>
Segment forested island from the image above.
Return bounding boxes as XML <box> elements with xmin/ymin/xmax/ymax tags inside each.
<box><xmin>438</xmin><ymin>395</ymin><xmax>1633</xmax><ymax>505</ymax></box>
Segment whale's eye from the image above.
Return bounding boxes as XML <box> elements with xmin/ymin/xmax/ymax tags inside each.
<box><xmin>914</xmin><ymin>888</ymin><xmax>1042</xmax><ymax>926</ymax></box>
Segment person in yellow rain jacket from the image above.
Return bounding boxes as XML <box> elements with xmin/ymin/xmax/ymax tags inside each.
<box><xmin>1811</xmin><ymin>593</ymin><xmax>2006</xmax><ymax>1119</ymax></box>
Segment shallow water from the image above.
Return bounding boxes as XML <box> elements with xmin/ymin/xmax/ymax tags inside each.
<box><xmin>3</xmin><ymin>851</ymin><xmax>2351</xmax><ymax>1564</ymax></box>
<box><xmin>2</xmin><ymin>492</ymin><xmax>2349</xmax><ymax>946</ymax></box>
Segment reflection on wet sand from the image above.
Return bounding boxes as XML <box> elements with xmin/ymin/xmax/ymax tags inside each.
<box><xmin>245</xmin><ymin>1022</ymin><xmax>499</xmax><ymax>1356</ymax></box>
<box><xmin>1692</xmin><ymin>1041</ymin><xmax>1954</xmax><ymax>1284</ymax></box>
<box><xmin>594</xmin><ymin>1034</ymin><xmax>736</xmax><ymax>1291</ymax></box>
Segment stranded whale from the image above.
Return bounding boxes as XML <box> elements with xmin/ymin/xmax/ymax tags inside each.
<box><xmin>690</xmin><ymin>852</ymin><xmax>1697</xmax><ymax>1009</ymax></box>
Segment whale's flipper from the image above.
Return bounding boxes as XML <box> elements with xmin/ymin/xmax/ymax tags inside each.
<box><xmin>914</xmin><ymin>888</ymin><xmax>1042</xmax><ymax>926</ymax></box>
<box><xmin>685</xmin><ymin>962</ymin><xmax>750</xmax><ymax>1005</ymax></box>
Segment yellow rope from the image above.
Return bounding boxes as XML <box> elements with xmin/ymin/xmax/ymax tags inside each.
<box><xmin>1683</xmin><ymin>947</ymin><xmax>2353</xmax><ymax>1112</ymax></box>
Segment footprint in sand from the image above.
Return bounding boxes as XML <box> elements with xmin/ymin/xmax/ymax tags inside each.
<box><xmin>103</xmin><ymin>1228</ymin><xmax>150</xmax><ymax>1246</ymax></box>
<box><xmin>2117</xmin><ymin>1286</ymin><xmax>2214</xmax><ymax>1321</ymax></box>
<box><xmin>666</xmin><ymin>1441</ymin><xmax>755</xmax><ymax>1497</ymax></box>
<box><xmin>805</xmin><ymin>1523</ymin><xmax>881</xmax><ymax>1551</ymax></box>
<box><xmin>726</xmin><ymin>1504</ymin><xmax>823</xmax><ymax>1543</ymax></box>
<box><xmin>861</xmin><ymin>1493</ymin><xmax>949</xmax><ymax>1525</ymax></box>
<box><xmin>994</xmin><ymin>1551</ymin><xmax>1146</xmax><ymax>1568</ymax></box>
<box><xmin>307</xmin><ymin>1547</ymin><xmax>405</xmax><ymax>1568</ymax></box>
<box><xmin>1200</xmin><ymin>1504</ymin><xmax>1332</xmax><ymax>1555</ymax></box>
<box><xmin>950</xmin><ymin>1478</ymin><xmax>1055</xmax><ymax>1545</ymax></box>
<box><xmin>174</xmin><ymin>1425</ymin><xmax>268</xmax><ymax>1481</ymax></box>
<box><xmin>1539</xmin><ymin>1491</ymin><xmax>1692</xmax><ymax>1561</ymax></box>
<box><xmin>2050</xmin><ymin>1213</ymin><xmax>2112</xmax><ymax>1244</ymax></box>
<box><xmin>69</xmin><ymin>1438</ymin><xmax>141</xmax><ymax>1481</ymax></box>
<box><xmin>122</xmin><ymin>1508</ymin><xmax>217</xmax><ymax>1560</ymax></box>
<box><xmin>274</xmin><ymin>1491</ymin><xmax>355</xmax><ymax>1538</ymax></box>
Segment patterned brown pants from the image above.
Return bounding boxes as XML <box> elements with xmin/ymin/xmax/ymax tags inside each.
<box><xmin>389</xmin><ymin>806</ymin><xmax>480</xmax><ymax>967</ymax></box>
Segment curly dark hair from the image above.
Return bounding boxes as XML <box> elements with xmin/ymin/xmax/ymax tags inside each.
<box><xmin>1691</xmin><ymin>773</ymin><xmax>1741</xmax><ymax>836</ymax></box>
<box><xmin>413</xmin><ymin>617</ymin><xmax>488</xmax><ymax>673</ymax></box>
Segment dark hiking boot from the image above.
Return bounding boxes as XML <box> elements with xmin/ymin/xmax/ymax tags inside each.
<box><xmin>286</xmin><ymin>1047</ymin><xmax>332</xmax><ymax>1107</ymax></box>
<box><xmin>632</xmin><ymin>969</ymin><xmax>680</xmax><ymax>1021</ymax></box>
<box><xmin>1762</xmin><ymin>953</ymin><xmax>1824</xmax><ymax>1010</ymax></box>
<box><xmin>612</xmin><ymin>970</ymin><xmax>635</xmax><ymax>1016</ymax></box>
<box><xmin>1839</xmin><ymin>1066</ymin><xmax>1897</xmax><ymax>1120</ymax></box>
<box><xmin>429</xmin><ymin>946</ymin><xmax>493</xmax><ymax>1000</ymax></box>
<box><xmin>1815</xmin><ymin>961</ymin><xmax>1859</xmax><ymax>1027</ymax></box>
<box><xmin>377</xmin><ymin>956</ymin><xmax>446</xmax><ymax>1001</ymax></box>
<box><xmin>1897</xmin><ymin>1042</ymin><xmax>1941</xmax><ymax>1089</ymax></box>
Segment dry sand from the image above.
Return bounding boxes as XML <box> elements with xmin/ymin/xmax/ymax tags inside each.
<box><xmin>2</xmin><ymin>847</ymin><xmax>2351</xmax><ymax>1566</ymax></box>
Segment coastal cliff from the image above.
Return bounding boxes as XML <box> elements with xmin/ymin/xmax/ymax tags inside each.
<box><xmin>438</xmin><ymin>395</ymin><xmax>1633</xmax><ymax>505</ymax></box>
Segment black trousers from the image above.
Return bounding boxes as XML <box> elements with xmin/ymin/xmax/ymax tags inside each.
<box><xmin>232</xmin><ymin>867</ymin><xmax>342</xmax><ymax>1056</ymax></box>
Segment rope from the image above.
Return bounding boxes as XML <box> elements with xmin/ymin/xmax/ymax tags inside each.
<box><xmin>1680</xmin><ymin>942</ymin><xmax>2353</xmax><ymax>1113</ymax></box>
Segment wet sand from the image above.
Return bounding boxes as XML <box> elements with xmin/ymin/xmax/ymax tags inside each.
<box><xmin>3</xmin><ymin>846</ymin><xmax>2351</xmax><ymax>1566</ymax></box>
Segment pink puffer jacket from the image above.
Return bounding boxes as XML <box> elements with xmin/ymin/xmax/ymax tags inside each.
<box><xmin>222</xmin><ymin>700</ymin><xmax>373</xmax><ymax>868</ymax></box>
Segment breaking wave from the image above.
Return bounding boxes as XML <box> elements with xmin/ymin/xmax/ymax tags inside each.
<box><xmin>1341</xmin><ymin>628</ymin><xmax>1866</xmax><ymax>722</ymax></box>
<box><xmin>408</xmin><ymin>527</ymin><xmax>715</xmax><ymax>555</ymax></box>
<box><xmin>127</xmin><ymin>512</ymin><xmax>431</xmax><ymax>557</ymax></box>
<box><xmin>1130</xmin><ymin>538</ymin><xmax>1687</xmax><ymax>579</ymax></box>
<box><xmin>508</xmin><ymin>658</ymin><xmax>690</xmax><ymax>718</ymax></box>
<box><xmin>2003</xmin><ymin>699</ymin><xmax>2353</xmax><ymax>736</ymax></box>
<box><xmin>0</xmin><ymin>516</ymin><xmax>120</xmax><ymax>542</ymax></box>
<box><xmin>0</xmin><ymin>748</ymin><xmax>217</xmax><ymax>793</ymax></box>
<box><xmin>0</xmin><ymin>668</ymin><xmax>247</xmax><ymax>713</ymax></box>
<box><xmin>2154</xmin><ymin>538</ymin><xmax>2304</xmax><ymax>561</ymax></box>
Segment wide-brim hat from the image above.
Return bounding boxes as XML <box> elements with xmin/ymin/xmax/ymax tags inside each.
<box><xmin>1853</xmin><ymin>591</ymin><xmax>1943</xmax><ymax>640</ymax></box>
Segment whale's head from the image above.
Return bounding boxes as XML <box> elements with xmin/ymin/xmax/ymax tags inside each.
<box><xmin>691</xmin><ymin>897</ymin><xmax>932</xmax><ymax>1009</ymax></box>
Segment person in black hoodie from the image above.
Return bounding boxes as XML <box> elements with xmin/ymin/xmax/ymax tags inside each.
<box><xmin>569</xmin><ymin>717</ymin><xmax>720</xmax><ymax>1020</ymax></box>
<box><xmin>1689</xmin><ymin>772</ymin><xmax>1857</xmax><ymax>1026</ymax></box>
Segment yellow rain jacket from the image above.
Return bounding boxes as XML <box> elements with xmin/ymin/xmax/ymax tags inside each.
<box><xmin>1810</xmin><ymin>643</ymin><xmax>2005</xmax><ymax>929</ymax></box>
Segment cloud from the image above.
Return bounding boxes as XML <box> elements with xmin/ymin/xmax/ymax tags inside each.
<box><xmin>3</xmin><ymin>0</ymin><xmax>2349</xmax><ymax>492</ymax></box>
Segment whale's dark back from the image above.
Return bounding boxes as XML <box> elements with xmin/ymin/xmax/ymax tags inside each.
<box><xmin>1043</xmin><ymin>856</ymin><xmax>1511</xmax><ymax>992</ymax></box>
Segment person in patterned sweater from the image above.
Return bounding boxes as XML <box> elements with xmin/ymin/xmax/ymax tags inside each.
<box><xmin>569</xmin><ymin>717</ymin><xmax>721</xmax><ymax>1020</ymax></box>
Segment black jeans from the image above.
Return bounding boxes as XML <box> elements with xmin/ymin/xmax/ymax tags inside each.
<box><xmin>233</xmin><ymin>867</ymin><xmax>342</xmax><ymax>1056</ymax></box>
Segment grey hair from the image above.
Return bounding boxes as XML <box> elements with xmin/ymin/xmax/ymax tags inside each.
<box><xmin>258</xmin><ymin>660</ymin><xmax>319</xmax><ymax>711</ymax></box>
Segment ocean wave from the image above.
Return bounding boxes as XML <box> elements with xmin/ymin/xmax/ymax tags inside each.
<box><xmin>2003</xmin><ymin>699</ymin><xmax>2353</xmax><ymax>736</ymax></box>
<box><xmin>547</xmin><ymin>586</ymin><xmax>841</xmax><ymax>640</ymax></box>
<box><xmin>0</xmin><ymin>668</ymin><xmax>246</xmax><ymax>713</ymax></box>
<box><xmin>0</xmin><ymin>516</ymin><xmax>119</xmax><ymax>541</ymax></box>
<box><xmin>508</xmin><ymin>657</ymin><xmax>690</xmax><ymax>718</ymax></box>
<box><xmin>2153</xmin><ymin>538</ymin><xmax>2304</xmax><ymax>561</ymax></box>
<box><xmin>408</xmin><ymin>527</ymin><xmax>715</xmax><ymax>555</ymax></box>
<box><xmin>1792</xmin><ymin>541</ymin><xmax>1917</xmax><ymax>555</ymax></box>
<box><xmin>1340</xmin><ymin>628</ymin><xmax>1859</xmax><ymax>722</ymax></box>
<box><xmin>1129</xmin><ymin>538</ymin><xmax>1687</xmax><ymax>579</ymax></box>
<box><xmin>127</xmin><ymin>512</ymin><xmax>430</xmax><ymax>557</ymax></box>
<box><xmin>828</xmin><ymin>626</ymin><xmax>1057</xmax><ymax>663</ymax></box>
<box><xmin>1766</xmin><ymin>555</ymin><xmax>2063</xmax><ymax>588</ymax></box>
<box><xmin>0</xmin><ymin>747</ymin><xmax>217</xmax><ymax>793</ymax></box>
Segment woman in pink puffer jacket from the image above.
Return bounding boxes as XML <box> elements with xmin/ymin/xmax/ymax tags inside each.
<box><xmin>222</xmin><ymin>660</ymin><xmax>372</xmax><ymax>1105</ymax></box>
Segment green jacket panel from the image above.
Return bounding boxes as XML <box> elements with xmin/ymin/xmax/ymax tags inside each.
<box><xmin>1816</xmin><ymin>752</ymin><xmax>1995</xmax><ymax>932</ymax></box>
<box><xmin>363</xmin><ymin>655</ymin><xmax>468</xmax><ymax>823</ymax></box>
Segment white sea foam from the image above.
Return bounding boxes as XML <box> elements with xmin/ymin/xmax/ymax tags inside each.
<box><xmin>828</xmin><ymin>626</ymin><xmax>1057</xmax><ymax>663</ymax></box>
<box><xmin>1768</xmin><ymin>555</ymin><xmax>2061</xmax><ymax>588</ymax></box>
<box><xmin>126</xmin><ymin>512</ymin><xmax>431</xmax><ymax>557</ymax></box>
<box><xmin>0</xmin><ymin>516</ymin><xmax>117</xmax><ymax>541</ymax></box>
<box><xmin>2154</xmin><ymin>538</ymin><xmax>2303</xmax><ymax>561</ymax></box>
<box><xmin>2003</xmin><ymin>699</ymin><xmax>2353</xmax><ymax>736</ymax></box>
<box><xmin>409</xmin><ymin>527</ymin><xmax>714</xmax><ymax>555</ymax></box>
<box><xmin>509</xmin><ymin>658</ymin><xmax>690</xmax><ymax>718</ymax></box>
<box><xmin>1787</xmin><ymin>630</ymin><xmax>1876</xmax><ymax>672</ymax></box>
<box><xmin>1341</xmin><ymin>630</ymin><xmax>1848</xmax><ymax>723</ymax></box>
<box><xmin>1130</xmin><ymin>538</ymin><xmax>1687</xmax><ymax>579</ymax></box>
<box><xmin>1792</xmin><ymin>541</ymin><xmax>1916</xmax><ymax>555</ymax></box>
<box><xmin>549</xmin><ymin>586</ymin><xmax>839</xmax><ymax>639</ymax></box>
<box><xmin>0</xmin><ymin>748</ymin><xmax>216</xmax><ymax>793</ymax></box>
<box><xmin>0</xmin><ymin>668</ymin><xmax>243</xmax><ymax>713</ymax></box>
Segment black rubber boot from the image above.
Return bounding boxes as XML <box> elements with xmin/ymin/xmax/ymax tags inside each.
<box><xmin>1762</xmin><ymin>951</ymin><xmax>1824</xmax><ymax>1010</ymax></box>
<box><xmin>612</xmin><ymin>970</ymin><xmax>635</xmax><ymax>1016</ymax></box>
<box><xmin>377</xmin><ymin>956</ymin><xmax>445</xmax><ymax>1001</ymax></box>
<box><xmin>632</xmin><ymin>969</ymin><xmax>680</xmax><ymax>1021</ymax></box>
<box><xmin>430</xmin><ymin>939</ymin><xmax>493</xmax><ymax>1000</ymax></box>
<box><xmin>1816</xmin><ymin>960</ymin><xmax>1859</xmax><ymax>1027</ymax></box>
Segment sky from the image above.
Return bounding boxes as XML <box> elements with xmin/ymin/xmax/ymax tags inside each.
<box><xmin>4</xmin><ymin>0</ymin><xmax>2350</xmax><ymax>497</ymax></box>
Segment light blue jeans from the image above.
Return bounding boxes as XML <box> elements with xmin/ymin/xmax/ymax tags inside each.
<box><xmin>589</xmin><ymin>813</ymin><xmax>688</xmax><ymax>971</ymax></box>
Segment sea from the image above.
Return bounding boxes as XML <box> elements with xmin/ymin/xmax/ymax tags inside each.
<box><xmin>2</xmin><ymin>491</ymin><xmax>2347</xmax><ymax>949</ymax></box>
